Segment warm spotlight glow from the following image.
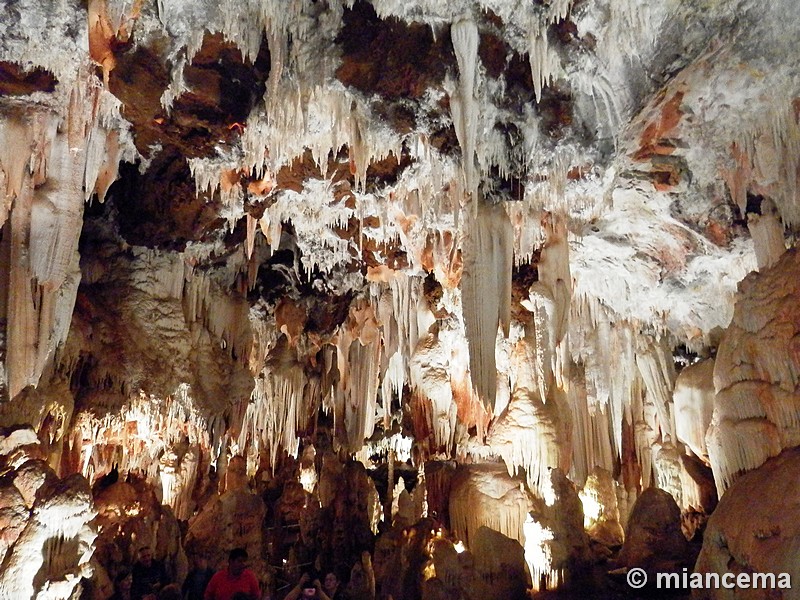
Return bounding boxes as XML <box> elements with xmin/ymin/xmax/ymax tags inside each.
<box><xmin>578</xmin><ymin>489</ymin><xmax>603</xmax><ymax>528</ymax></box>
<box><xmin>298</xmin><ymin>466</ymin><xmax>317</xmax><ymax>493</ymax></box>
<box><xmin>523</xmin><ymin>514</ymin><xmax>562</xmax><ymax>592</ymax></box>
<box><xmin>542</xmin><ymin>476</ymin><xmax>557</xmax><ymax>507</ymax></box>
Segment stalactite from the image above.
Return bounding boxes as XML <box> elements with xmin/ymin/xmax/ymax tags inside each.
<box><xmin>181</xmin><ymin>270</ymin><xmax>252</xmax><ymax>362</ymax></box>
<box><xmin>410</xmin><ymin>329</ymin><xmax>457</xmax><ymax>454</ymax></box>
<box><xmin>724</xmin><ymin>101</ymin><xmax>800</xmax><ymax>226</ymax></box>
<box><xmin>2</xmin><ymin>70</ymin><xmax>120</xmax><ymax>400</ymax></box>
<box><xmin>651</xmin><ymin>440</ymin><xmax>683</xmax><ymax>507</ymax></box>
<box><xmin>635</xmin><ymin>337</ymin><xmax>677</xmax><ymax>444</ymax></box>
<box><xmin>488</xmin><ymin>387</ymin><xmax>564</xmax><ymax>495</ymax></box>
<box><xmin>342</xmin><ymin>340</ymin><xmax>381</xmax><ymax>451</ymax></box>
<box><xmin>673</xmin><ymin>358</ymin><xmax>715</xmax><ymax>461</ymax></box>
<box><xmin>450</xmin><ymin>16</ymin><xmax>479</xmax><ymax>201</ymax></box>
<box><xmin>461</xmin><ymin>201</ymin><xmax>513</xmax><ymax>409</ymax></box>
<box><xmin>747</xmin><ymin>197</ymin><xmax>787</xmax><ymax>271</ymax></box>
<box><xmin>520</xmin><ymin>213</ymin><xmax>572</xmax><ymax>406</ymax></box>
<box><xmin>372</xmin><ymin>273</ymin><xmax>424</xmax><ymax>413</ymax></box>
<box><xmin>239</xmin><ymin>338</ymin><xmax>318</xmax><ymax>469</ymax></box>
<box><xmin>70</xmin><ymin>385</ymin><xmax>209</xmax><ymax>516</ymax></box>
<box><xmin>330</xmin><ymin>301</ymin><xmax>382</xmax><ymax>452</ymax></box>
<box><xmin>449</xmin><ymin>464</ymin><xmax>530</xmax><ymax>551</ymax></box>
<box><xmin>528</xmin><ymin>19</ymin><xmax>560</xmax><ymax>104</ymax></box>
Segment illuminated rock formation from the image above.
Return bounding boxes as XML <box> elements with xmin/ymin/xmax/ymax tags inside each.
<box><xmin>708</xmin><ymin>249</ymin><xmax>800</xmax><ymax>495</ymax></box>
<box><xmin>0</xmin><ymin>0</ymin><xmax>799</xmax><ymax>597</ymax></box>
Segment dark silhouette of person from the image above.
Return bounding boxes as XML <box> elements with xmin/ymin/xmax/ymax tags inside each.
<box><xmin>110</xmin><ymin>570</ymin><xmax>132</xmax><ymax>600</ymax></box>
<box><xmin>183</xmin><ymin>555</ymin><xmax>215</xmax><ymax>600</ymax></box>
<box><xmin>131</xmin><ymin>546</ymin><xmax>168</xmax><ymax>600</ymax></box>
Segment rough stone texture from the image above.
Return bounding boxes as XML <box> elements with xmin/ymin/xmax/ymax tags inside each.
<box><xmin>694</xmin><ymin>448</ymin><xmax>800</xmax><ymax>600</ymax></box>
<box><xmin>372</xmin><ymin>517</ymin><xmax>440</xmax><ymax>600</ymax></box>
<box><xmin>184</xmin><ymin>475</ymin><xmax>266</xmax><ymax>577</ymax></box>
<box><xmin>708</xmin><ymin>248</ymin><xmax>800</xmax><ymax>494</ymax></box>
<box><xmin>427</xmin><ymin>527</ymin><xmax>528</xmax><ymax>600</ymax></box>
<box><xmin>93</xmin><ymin>478</ymin><xmax>188</xmax><ymax>586</ymax></box>
<box><xmin>617</xmin><ymin>487</ymin><xmax>691</xmax><ymax>575</ymax></box>
<box><xmin>0</xmin><ymin>429</ymin><xmax>95</xmax><ymax>600</ymax></box>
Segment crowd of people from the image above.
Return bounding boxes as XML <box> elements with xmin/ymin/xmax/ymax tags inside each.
<box><xmin>108</xmin><ymin>547</ymin><xmax>259</xmax><ymax>600</ymax></box>
<box><xmin>107</xmin><ymin>547</ymin><xmax>349</xmax><ymax>600</ymax></box>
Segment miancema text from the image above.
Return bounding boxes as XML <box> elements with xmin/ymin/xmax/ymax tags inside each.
<box><xmin>658</xmin><ymin>570</ymin><xmax>791</xmax><ymax>590</ymax></box>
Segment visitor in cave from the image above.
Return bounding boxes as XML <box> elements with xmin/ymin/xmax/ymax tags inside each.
<box><xmin>183</xmin><ymin>555</ymin><xmax>216</xmax><ymax>600</ymax></box>
<box><xmin>321</xmin><ymin>571</ymin><xmax>343</xmax><ymax>600</ymax></box>
<box><xmin>203</xmin><ymin>548</ymin><xmax>261</xmax><ymax>600</ymax></box>
<box><xmin>282</xmin><ymin>572</ymin><xmax>336</xmax><ymax>600</ymax></box>
<box><xmin>110</xmin><ymin>570</ymin><xmax>133</xmax><ymax>600</ymax></box>
<box><xmin>131</xmin><ymin>546</ymin><xmax>169</xmax><ymax>600</ymax></box>
<box><xmin>158</xmin><ymin>584</ymin><xmax>183</xmax><ymax>600</ymax></box>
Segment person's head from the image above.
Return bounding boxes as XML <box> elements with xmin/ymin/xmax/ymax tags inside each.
<box><xmin>300</xmin><ymin>573</ymin><xmax>317</xmax><ymax>598</ymax></box>
<box><xmin>191</xmin><ymin>553</ymin><xmax>209</xmax><ymax>570</ymax></box>
<box><xmin>323</xmin><ymin>572</ymin><xmax>339</xmax><ymax>594</ymax></box>
<box><xmin>158</xmin><ymin>584</ymin><xmax>182</xmax><ymax>600</ymax></box>
<box><xmin>228</xmin><ymin>547</ymin><xmax>248</xmax><ymax>576</ymax></box>
<box><xmin>137</xmin><ymin>546</ymin><xmax>153</xmax><ymax>567</ymax></box>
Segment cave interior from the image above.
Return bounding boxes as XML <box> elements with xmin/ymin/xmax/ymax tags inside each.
<box><xmin>1</xmin><ymin>0</ymin><xmax>800</xmax><ymax>599</ymax></box>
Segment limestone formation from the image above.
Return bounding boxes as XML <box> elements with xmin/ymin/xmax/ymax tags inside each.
<box><xmin>1</xmin><ymin>0</ymin><xmax>800</xmax><ymax>597</ymax></box>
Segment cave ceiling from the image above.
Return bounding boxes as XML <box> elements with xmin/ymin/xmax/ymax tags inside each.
<box><xmin>0</xmin><ymin>0</ymin><xmax>799</xmax><ymax>482</ymax></box>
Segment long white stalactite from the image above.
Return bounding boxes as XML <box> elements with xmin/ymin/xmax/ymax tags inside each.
<box><xmin>460</xmin><ymin>202</ymin><xmax>513</xmax><ymax>409</ymax></box>
<box><xmin>451</xmin><ymin>16</ymin><xmax>479</xmax><ymax>204</ymax></box>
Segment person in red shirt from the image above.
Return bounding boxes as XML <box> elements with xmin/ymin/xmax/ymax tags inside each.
<box><xmin>204</xmin><ymin>548</ymin><xmax>261</xmax><ymax>600</ymax></box>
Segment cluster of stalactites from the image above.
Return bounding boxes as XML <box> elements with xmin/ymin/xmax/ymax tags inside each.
<box><xmin>68</xmin><ymin>386</ymin><xmax>209</xmax><ymax>519</ymax></box>
<box><xmin>724</xmin><ymin>101</ymin><xmax>800</xmax><ymax>229</ymax></box>
<box><xmin>1</xmin><ymin>69</ymin><xmax>125</xmax><ymax>402</ymax></box>
<box><xmin>527</xmin><ymin>0</ymin><xmax>571</xmax><ymax>103</ymax></box>
<box><xmin>448</xmin><ymin>464</ymin><xmax>531</xmax><ymax>551</ymax></box>
<box><xmin>566</xmin><ymin>290</ymin><xmax>690</xmax><ymax>508</ymax></box>
<box><xmin>238</xmin><ymin>338</ymin><xmax>320</xmax><ymax>468</ymax></box>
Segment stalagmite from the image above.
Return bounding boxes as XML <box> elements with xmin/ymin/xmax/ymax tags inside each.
<box><xmin>0</xmin><ymin>429</ymin><xmax>96</xmax><ymax>600</ymax></box>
